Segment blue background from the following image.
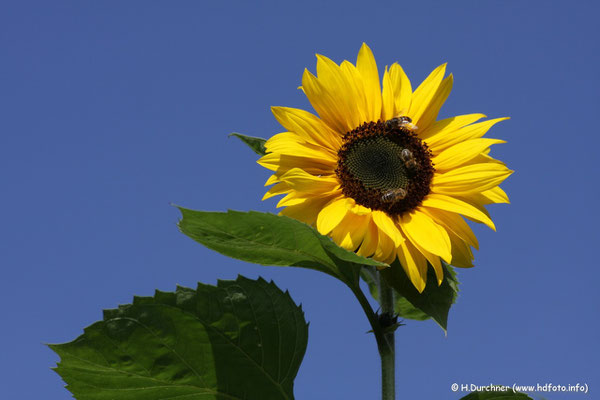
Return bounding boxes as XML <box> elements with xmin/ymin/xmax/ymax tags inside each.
<box><xmin>1</xmin><ymin>1</ymin><xmax>598</xmax><ymax>399</ymax></box>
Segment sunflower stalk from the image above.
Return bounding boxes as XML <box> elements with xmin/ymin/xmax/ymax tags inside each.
<box><xmin>378</xmin><ymin>270</ymin><xmax>396</xmax><ymax>400</ymax></box>
<box><xmin>351</xmin><ymin>268</ymin><xmax>396</xmax><ymax>400</ymax></box>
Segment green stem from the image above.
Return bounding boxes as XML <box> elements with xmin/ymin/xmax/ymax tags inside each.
<box><xmin>349</xmin><ymin>268</ymin><xmax>396</xmax><ymax>400</ymax></box>
<box><xmin>378</xmin><ymin>271</ymin><xmax>395</xmax><ymax>400</ymax></box>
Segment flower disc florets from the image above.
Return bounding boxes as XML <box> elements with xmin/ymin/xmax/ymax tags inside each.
<box><xmin>335</xmin><ymin>119</ymin><xmax>435</xmax><ymax>216</ymax></box>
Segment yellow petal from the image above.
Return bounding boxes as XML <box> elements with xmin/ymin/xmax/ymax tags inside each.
<box><xmin>316</xmin><ymin>198</ymin><xmax>348</xmax><ymax>235</ymax></box>
<box><xmin>316</xmin><ymin>54</ymin><xmax>364</xmax><ymax>130</ymax></box>
<box><xmin>408</xmin><ymin>63</ymin><xmax>447</xmax><ymax>129</ymax></box>
<box><xmin>422</xmin><ymin>206</ymin><xmax>479</xmax><ymax>249</ymax></box>
<box><xmin>381</xmin><ymin>66</ymin><xmax>396</xmax><ymax>121</ymax></box>
<box><xmin>262</xmin><ymin>182</ymin><xmax>291</xmax><ymax>200</ymax></box>
<box><xmin>263</xmin><ymin>132</ymin><xmax>338</xmax><ymax>162</ymax></box>
<box><xmin>388</xmin><ymin>63</ymin><xmax>412</xmax><ymax>116</ymax></box>
<box><xmin>433</xmin><ymin>138</ymin><xmax>506</xmax><ymax>171</ymax></box>
<box><xmin>340</xmin><ymin>60</ymin><xmax>369</xmax><ymax>124</ymax></box>
<box><xmin>399</xmin><ymin>210</ymin><xmax>452</xmax><ymax>263</ymax></box>
<box><xmin>412</xmin><ymin>242</ymin><xmax>444</xmax><ymax>286</ymax></box>
<box><xmin>357</xmin><ymin>217</ymin><xmax>379</xmax><ymax>258</ymax></box>
<box><xmin>356</xmin><ymin>43</ymin><xmax>382</xmax><ymax>122</ymax></box>
<box><xmin>278</xmin><ymin>189</ymin><xmax>341</xmax><ymax>205</ymax></box>
<box><xmin>374</xmin><ymin>230</ymin><xmax>396</xmax><ymax>264</ymax></box>
<box><xmin>279</xmin><ymin>196</ymin><xmax>332</xmax><ymax>226</ymax></box>
<box><xmin>257</xmin><ymin>152</ymin><xmax>336</xmax><ymax>174</ymax></box>
<box><xmin>426</xmin><ymin>117</ymin><xmax>509</xmax><ymax>154</ymax></box>
<box><xmin>415</xmin><ymin>74</ymin><xmax>453</xmax><ymax>132</ymax></box>
<box><xmin>302</xmin><ymin>68</ymin><xmax>349</xmax><ymax>134</ymax></box>
<box><xmin>455</xmin><ymin>194</ymin><xmax>498</xmax><ymax>225</ymax></box>
<box><xmin>345</xmin><ymin>198</ymin><xmax>372</xmax><ymax>216</ymax></box>
<box><xmin>264</xmin><ymin>174</ymin><xmax>279</xmax><ymax>186</ymax></box>
<box><xmin>398</xmin><ymin>220</ymin><xmax>444</xmax><ymax>285</ymax></box>
<box><xmin>396</xmin><ymin>240</ymin><xmax>428</xmax><ymax>293</ymax></box>
<box><xmin>448</xmin><ymin>232</ymin><xmax>475</xmax><ymax>268</ymax></box>
<box><xmin>480</xmin><ymin>186</ymin><xmax>510</xmax><ymax>204</ymax></box>
<box><xmin>271</xmin><ymin>106</ymin><xmax>342</xmax><ymax>151</ymax></box>
<box><xmin>331</xmin><ymin>212</ymin><xmax>370</xmax><ymax>251</ymax></box>
<box><xmin>464</xmin><ymin>152</ymin><xmax>506</xmax><ymax>167</ymax></box>
<box><xmin>433</xmin><ymin>163</ymin><xmax>514</xmax><ymax>195</ymax></box>
<box><xmin>428</xmin><ymin>251</ymin><xmax>444</xmax><ymax>285</ymax></box>
<box><xmin>422</xmin><ymin>193</ymin><xmax>496</xmax><ymax>230</ymax></box>
<box><xmin>372</xmin><ymin>211</ymin><xmax>404</xmax><ymax>247</ymax></box>
<box><xmin>276</xmin><ymin>193</ymin><xmax>309</xmax><ymax>207</ymax></box>
<box><xmin>279</xmin><ymin>168</ymin><xmax>339</xmax><ymax>194</ymax></box>
<box><xmin>420</xmin><ymin>113</ymin><xmax>486</xmax><ymax>141</ymax></box>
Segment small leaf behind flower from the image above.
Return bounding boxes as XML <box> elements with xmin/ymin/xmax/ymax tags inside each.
<box><xmin>177</xmin><ymin>208</ymin><xmax>387</xmax><ymax>287</ymax></box>
<box><xmin>230</xmin><ymin>132</ymin><xmax>267</xmax><ymax>156</ymax></box>
<box><xmin>459</xmin><ymin>389</ymin><xmax>533</xmax><ymax>399</ymax></box>
<box><xmin>50</xmin><ymin>276</ymin><xmax>307</xmax><ymax>400</ymax></box>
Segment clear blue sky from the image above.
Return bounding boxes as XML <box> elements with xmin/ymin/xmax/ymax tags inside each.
<box><xmin>1</xmin><ymin>1</ymin><xmax>598</xmax><ymax>399</ymax></box>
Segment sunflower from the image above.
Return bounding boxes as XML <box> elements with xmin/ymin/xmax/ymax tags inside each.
<box><xmin>258</xmin><ymin>43</ymin><xmax>512</xmax><ymax>292</ymax></box>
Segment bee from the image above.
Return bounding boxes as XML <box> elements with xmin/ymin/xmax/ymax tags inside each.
<box><xmin>385</xmin><ymin>115</ymin><xmax>418</xmax><ymax>132</ymax></box>
<box><xmin>400</xmin><ymin>148</ymin><xmax>417</xmax><ymax>170</ymax></box>
<box><xmin>381</xmin><ymin>187</ymin><xmax>407</xmax><ymax>203</ymax></box>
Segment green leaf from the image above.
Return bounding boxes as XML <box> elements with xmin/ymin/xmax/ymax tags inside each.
<box><xmin>230</xmin><ymin>132</ymin><xmax>267</xmax><ymax>156</ymax></box>
<box><xmin>378</xmin><ymin>259</ymin><xmax>459</xmax><ymax>332</ymax></box>
<box><xmin>50</xmin><ymin>276</ymin><xmax>308</xmax><ymax>400</ymax></box>
<box><xmin>459</xmin><ymin>389</ymin><xmax>533</xmax><ymax>399</ymax></box>
<box><xmin>394</xmin><ymin>296</ymin><xmax>431</xmax><ymax>321</ymax></box>
<box><xmin>177</xmin><ymin>208</ymin><xmax>387</xmax><ymax>287</ymax></box>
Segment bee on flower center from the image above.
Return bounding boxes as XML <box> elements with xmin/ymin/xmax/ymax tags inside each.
<box><xmin>400</xmin><ymin>148</ymin><xmax>417</xmax><ymax>170</ymax></box>
<box><xmin>381</xmin><ymin>187</ymin><xmax>408</xmax><ymax>203</ymax></box>
<box><xmin>385</xmin><ymin>115</ymin><xmax>418</xmax><ymax>132</ymax></box>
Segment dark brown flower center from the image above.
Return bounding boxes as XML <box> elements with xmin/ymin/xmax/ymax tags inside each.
<box><xmin>335</xmin><ymin>119</ymin><xmax>435</xmax><ymax>216</ymax></box>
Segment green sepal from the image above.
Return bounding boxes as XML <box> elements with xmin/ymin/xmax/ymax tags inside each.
<box><xmin>177</xmin><ymin>208</ymin><xmax>387</xmax><ymax>288</ymax></box>
<box><xmin>50</xmin><ymin>276</ymin><xmax>308</xmax><ymax>400</ymax></box>
<box><xmin>230</xmin><ymin>132</ymin><xmax>267</xmax><ymax>156</ymax></box>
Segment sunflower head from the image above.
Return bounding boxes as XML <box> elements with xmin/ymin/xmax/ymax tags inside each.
<box><xmin>258</xmin><ymin>43</ymin><xmax>512</xmax><ymax>292</ymax></box>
